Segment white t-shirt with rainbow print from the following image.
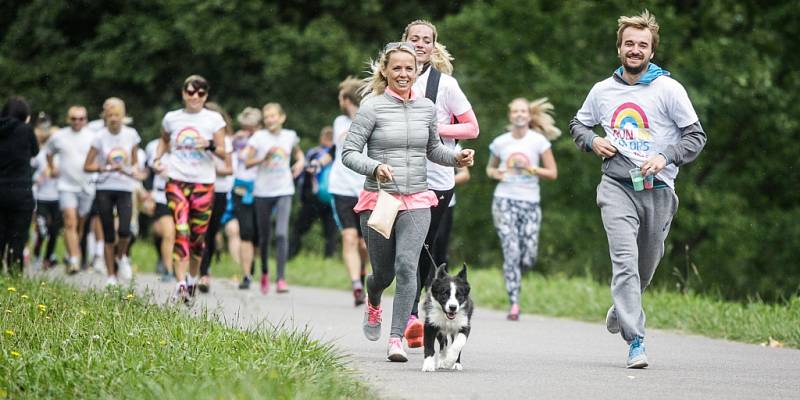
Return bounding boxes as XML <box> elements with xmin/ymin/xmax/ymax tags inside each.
<box><xmin>247</xmin><ymin>128</ymin><xmax>299</xmax><ymax>198</ymax></box>
<box><xmin>489</xmin><ymin>130</ymin><xmax>551</xmax><ymax>203</ymax></box>
<box><xmin>91</xmin><ymin>126</ymin><xmax>142</xmax><ymax>192</ymax></box>
<box><xmin>575</xmin><ymin>75</ymin><xmax>698</xmax><ymax>188</ymax></box>
<box><xmin>162</xmin><ymin>108</ymin><xmax>226</xmax><ymax>184</ymax></box>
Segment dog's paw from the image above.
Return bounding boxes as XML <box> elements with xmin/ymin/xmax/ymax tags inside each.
<box><xmin>439</xmin><ymin>354</ymin><xmax>456</xmax><ymax>370</ymax></box>
<box><xmin>451</xmin><ymin>362</ymin><xmax>463</xmax><ymax>371</ymax></box>
<box><xmin>422</xmin><ymin>356</ymin><xmax>436</xmax><ymax>372</ymax></box>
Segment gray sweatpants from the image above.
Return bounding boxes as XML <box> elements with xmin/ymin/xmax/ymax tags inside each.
<box><xmin>597</xmin><ymin>175</ymin><xmax>678</xmax><ymax>342</ymax></box>
<box><xmin>360</xmin><ymin>208</ymin><xmax>431</xmax><ymax>338</ymax></box>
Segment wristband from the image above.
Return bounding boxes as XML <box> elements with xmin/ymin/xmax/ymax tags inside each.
<box><xmin>206</xmin><ymin>142</ymin><xmax>216</xmax><ymax>152</ymax></box>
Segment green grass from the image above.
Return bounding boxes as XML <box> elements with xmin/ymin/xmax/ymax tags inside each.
<box><xmin>129</xmin><ymin>241</ymin><xmax>800</xmax><ymax>349</ymax></box>
<box><xmin>0</xmin><ymin>274</ymin><xmax>372</xmax><ymax>400</ymax></box>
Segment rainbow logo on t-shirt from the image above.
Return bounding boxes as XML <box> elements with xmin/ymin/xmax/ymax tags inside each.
<box><xmin>176</xmin><ymin>127</ymin><xmax>201</xmax><ymax>149</ymax></box>
<box><xmin>106</xmin><ymin>148</ymin><xmax>127</xmax><ymax>167</ymax></box>
<box><xmin>611</xmin><ymin>102</ymin><xmax>652</xmax><ymax>140</ymax></box>
<box><xmin>506</xmin><ymin>152</ymin><xmax>533</xmax><ymax>175</ymax></box>
<box><xmin>265</xmin><ymin>146</ymin><xmax>288</xmax><ymax>168</ymax></box>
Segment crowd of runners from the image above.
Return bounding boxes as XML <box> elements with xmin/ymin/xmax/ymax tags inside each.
<box><xmin>0</xmin><ymin>11</ymin><xmax>705</xmax><ymax>369</ymax></box>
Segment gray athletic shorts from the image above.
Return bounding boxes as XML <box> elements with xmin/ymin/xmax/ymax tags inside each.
<box><xmin>59</xmin><ymin>190</ymin><xmax>95</xmax><ymax>217</ymax></box>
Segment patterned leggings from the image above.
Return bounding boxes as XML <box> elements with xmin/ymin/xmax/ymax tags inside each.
<box><xmin>492</xmin><ymin>197</ymin><xmax>541</xmax><ymax>305</ymax></box>
<box><xmin>166</xmin><ymin>179</ymin><xmax>215</xmax><ymax>262</ymax></box>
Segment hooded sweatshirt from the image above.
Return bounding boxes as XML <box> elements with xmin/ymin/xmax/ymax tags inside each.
<box><xmin>0</xmin><ymin>117</ymin><xmax>38</xmax><ymax>186</ymax></box>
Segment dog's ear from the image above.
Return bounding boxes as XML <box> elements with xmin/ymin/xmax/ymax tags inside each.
<box><xmin>457</xmin><ymin>263</ymin><xmax>468</xmax><ymax>281</ymax></box>
<box><xmin>434</xmin><ymin>263</ymin><xmax>448</xmax><ymax>279</ymax></box>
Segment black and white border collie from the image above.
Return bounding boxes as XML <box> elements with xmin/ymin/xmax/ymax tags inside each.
<box><xmin>421</xmin><ymin>263</ymin><xmax>473</xmax><ymax>372</ymax></box>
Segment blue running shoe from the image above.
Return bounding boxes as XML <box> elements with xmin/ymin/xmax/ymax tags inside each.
<box><xmin>627</xmin><ymin>337</ymin><xmax>648</xmax><ymax>368</ymax></box>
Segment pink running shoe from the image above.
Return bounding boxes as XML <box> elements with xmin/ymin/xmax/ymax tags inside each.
<box><xmin>387</xmin><ymin>337</ymin><xmax>408</xmax><ymax>362</ymax></box>
<box><xmin>507</xmin><ymin>303</ymin><xmax>520</xmax><ymax>321</ymax></box>
<box><xmin>276</xmin><ymin>279</ymin><xmax>289</xmax><ymax>293</ymax></box>
<box><xmin>362</xmin><ymin>302</ymin><xmax>382</xmax><ymax>341</ymax></box>
<box><xmin>404</xmin><ymin>315</ymin><xmax>424</xmax><ymax>348</ymax></box>
<box><xmin>260</xmin><ymin>275</ymin><xmax>269</xmax><ymax>295</ymax></box>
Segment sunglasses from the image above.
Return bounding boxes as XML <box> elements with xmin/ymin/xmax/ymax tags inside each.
<box><xmin>184</xmin><ymin>88</ymin><xmax>208</xmax><ymax>98</ymax></box>
<box><xmin>69</xmin><ymin>117</ymin><xmax>87</xmax><ymax>121</ymax></box>
<box><xmin>384</xmin><ymin>41</ymin><xmax>416</xmax><ymax>53</ymax></box>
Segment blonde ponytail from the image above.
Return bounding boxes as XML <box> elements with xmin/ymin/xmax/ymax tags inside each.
<box><xmin>529</xmin><ymin>98</ymin><xmax>561</xmax><ymax>141</ymax></box>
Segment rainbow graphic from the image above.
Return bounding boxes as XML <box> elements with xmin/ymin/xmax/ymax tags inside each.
<box><xmin>176</xmin><ymin>127</ymin><xmax>201</xmax><ymax>148</ymax></box>
<box><xmin>611</xmin><ymin>102</ymin><xmax>652</xmax><ymax>140</ymax></box>
<box><xmin>106</xmin><ymin>148</ymin><xmax>127</xmax><ymax>167</ymax></box>
<box><xmin>266</xmin><ymin>146</ymin><xmax>288</xmax><ymax>167</ymax></box>
<box><xmin>506</xmin><ymin>152</ymin><xmax>532</xmax><ymax>175</ymax></box>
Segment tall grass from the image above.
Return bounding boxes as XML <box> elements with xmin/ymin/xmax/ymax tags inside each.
<box><xmin>0</xmin><ymin>275</ymin><xmax>371</xmax><ymax>399</ymax></box>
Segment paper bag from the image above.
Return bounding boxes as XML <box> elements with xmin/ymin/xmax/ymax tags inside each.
<box><xmin>367</xmin><ymin>189</ymin><xmax>402</xmax><ymax>239</ymax></box>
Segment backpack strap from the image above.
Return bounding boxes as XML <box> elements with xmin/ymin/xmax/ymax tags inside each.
<box><xmin>425</xmin><ymin>66</ymin><xmax>441</xmax><ymax>104</ymax></box>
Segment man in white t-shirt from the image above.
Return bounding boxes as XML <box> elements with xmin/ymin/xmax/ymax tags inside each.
<box><xmin>401</xmin><ymin>19</ymin><xmax>480</xmax><ymax>347</ymax></box>
<box><xmin>570</xmin><ymin>10</ymin><xmax>706</xmax><ymax>369</ymax></box>
<box><xmin>46</xmin><ymin>105</ymin><xmax>97</xmax><ymax>274</ymax></box>
<box><xmin>327</xmin><ymin>77</ymin><xmax>369</xmax><ymax>306</ymax></box>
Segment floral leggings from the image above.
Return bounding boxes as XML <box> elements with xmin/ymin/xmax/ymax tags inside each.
<box><xmin>491</xmin><ymin>197</ymin><xmax>541</xmax><ymax>305</ymax></box>
<box><xmin>166</xmin><ymin>179</ymin><xmax>215</xmax><ymax>262</ymax></box>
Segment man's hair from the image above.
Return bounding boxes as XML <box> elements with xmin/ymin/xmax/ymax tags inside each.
<box><xmin>1</xmin><ymin>96</ymin><xmax>31</xmax><ymax>122</ymax></box>
<box><xmin>616</xmin><ymin>10</ymin><xmax>660</xmax><ymax>52</ymax></box>
<box><xmin>338</xmin><ymin>76</ymin><xmax>363</xmax><ymax>106</ymax></box>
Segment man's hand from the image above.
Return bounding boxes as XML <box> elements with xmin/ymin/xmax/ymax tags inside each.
<box><xmin>591</xmin><ymin>137</ymin><xmax>617</xmax><ymax>159</ymax></box>
<box><xmin>374</xmin><ymin>164</ymin><xmax>394</xmax><ymax>183</ymax></box>
<box><xmin>640</xmin><ymin>154</ymin><xmax>668</xmax><ymax>176</ymax></box>
<box><xmin>455</xmin><ymin>149</ymin><xmax>475</xmax><ymax>167</ymax></box>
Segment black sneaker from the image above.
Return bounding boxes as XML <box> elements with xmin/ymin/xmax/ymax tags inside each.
<box><xmin>353</xmin><ymin>288</ymin><xmax>365</xmax><ymax>306</ymax></box>
<box><xmin>238</xmin><ymin>276</ymin><xmax>252</xmax><ymax>290</ymax></box>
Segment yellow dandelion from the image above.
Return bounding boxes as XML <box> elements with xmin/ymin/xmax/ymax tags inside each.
<box><xmin>80</xmin><ymin>309</ymin><xmax>87</xmax><ymax>316</ymax></box>
<box><xmin>125</xmin><ymin>294</ymin><xmax>134</xmax><ymax>300</ymax></box>
<box><xmin>20</xmin><ymin>294</ymin><xmax>28</xmax><ymax>300</ymax></box>
<box><xmin>3</xmin><ymin>330</ymin><xmax>13</xmax><ymax>337</ymax></box>
<box><xmin>4</xmin><ymin>310</ymin><xmax>11</xmax><ymax>314</ymax></box>
<box><xmin>40</xmin><ymin>282</ymin><xmax>46</xmax><ymax>286</ymax></box>
<box><xmin>45</xmin><ymin>316</ymin><xmax>50</xmax><ymax>320</ymax></box>
<box><xmin>37</xmin><ymin>304</ymin><xmax>46</xmax><ymax>312</ymax></box>
<box><xmin>10</xmin><ymin>351</ymin><xmax>20</xmax><ymax>358</ymax></box>
<box><xmin>6</xmin><ymin>287</ymin><xmax>16</xmax><ymax>293</ymax></box>
<box><xmin>159</xmin><ymin>339</ymin><xmax>167</xmax><ymax>345</ymax></box>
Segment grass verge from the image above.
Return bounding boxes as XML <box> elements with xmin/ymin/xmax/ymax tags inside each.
<box><xmin>129</xmin><ymin>242</ymin><xmax>800</xmax><ymax>349</ymax></box>
<box><xmin>0</xmin><ymin>274</ymin><xmax>371</xmax><ymax>399</ymax></box>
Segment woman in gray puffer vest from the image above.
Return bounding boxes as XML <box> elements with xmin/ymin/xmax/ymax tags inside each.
<box><xmin>342</xmin><ymin>42</ymin><xmax>474</xmax><ymax>362</ymax></box>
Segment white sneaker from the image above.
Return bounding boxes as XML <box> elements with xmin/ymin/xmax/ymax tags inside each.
<box><xmin>93</xmin><ymin>257</ymin><xmax>106</xmax><ymax>274</ymax></box>
<box><xmin>387</xmin><ymin>337</ymin><xmax>408</xmax><ymax>362</ymax></box>
<box><xmin>117</xmin><ymin>256</ymin><xmax>133</xmax><ymax>281</ymax></box>
<box><xmin>106</xmin><ymin>276</ymin><xmax>119</xmax><ymax>287</ymax></box>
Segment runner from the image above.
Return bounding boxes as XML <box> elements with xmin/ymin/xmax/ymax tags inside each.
<box><xmin>327</xmin><ymin>77</ymin><xmax>370</xmax><ymax>306</ymax></box>
<box><xmin>401</xmin><ymin>19</ymin><xmax>480</xmax><ymax>348</ymax></box>
<box><xmin>231</xmin><ymin>107</ymin><xmax>261</xmax><ymax>290</ymax></box>
<box><xmin>0</xmin><ymin>97</ymin><xmax>38</xmax><ymax>273</ymax></box>
<box><xmin>83</xmin><ymin>98</ymin><xmax>143</xmax><ymax>286</ymax></box>
<box><xmin>152</xmin><ymin>75</ymin><xmax>228</xmax><ymax>302</ymax></box>
<box><xmin>569</xmin><ymin>10</ymin><xmax>706</xmax><ymax>368</ymax></box>
<box><xmin>243</xmin><ymin>103</ymin><xmax>304</xmax><ymax>294</ymax></box>
<box><xmin>31</xmin><ymin>113</ymin><xmax>62</xmax><ymax>270</ymax></box>
<box><xmin>46</xmin><ymin>105</ymin><xmax>96</xmax><ymax>274</ymax></box>
<box><xmin>145</xmin><ymin>138</ymin><xmax>174</xmax><ymax>281</ymax></box>
<box><xmin>198</xmin><ymin>102</ymin><xmax>234</xmax><ymax>293</ymax></box>
<box><xmin>342</xmin><ymin>41</ymin><xmax>474</xmax><ymax>361</ymax></box>
<box><xmin>486</xmin><ymin>98</ymin><xmax>559</xmax><ymax>321</ymax></box>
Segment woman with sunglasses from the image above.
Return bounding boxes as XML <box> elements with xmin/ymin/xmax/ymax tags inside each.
<box><xmin>153</xmin><ymin>75</ymin><xmax>229</xmax><ymax>302</ymax></box>
<box><xmin>342</xmin><ymin>42</ymin><xmax>474</xmax><ymax>362</ymax></box>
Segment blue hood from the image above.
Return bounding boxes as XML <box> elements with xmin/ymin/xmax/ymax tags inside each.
<box><xmin>614</xmin><ymin>63</ymin><xmax>670</xmax><ymax>85</ymax></box>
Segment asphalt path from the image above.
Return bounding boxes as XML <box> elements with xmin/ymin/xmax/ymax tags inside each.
<box><xmin>53</xmin><ymin>271</ymin><xmax>800</xmax><ymax>400</ymax></box>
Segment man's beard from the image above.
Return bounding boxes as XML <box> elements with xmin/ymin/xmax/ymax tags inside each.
<box><xmin>621</xmin><ymin>54</ymin><xmax>648</xmax><ymax>75</ymax></box>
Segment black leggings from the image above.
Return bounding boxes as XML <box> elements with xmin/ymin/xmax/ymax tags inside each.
<box><xmin>95</xmin><ymin>190</ymin><xmax>133</xmax><ymax>244</ymax></box>
<box><xmin>0</xmin><ymin>186</ymin><xmax>34</xmax><ymax>273</ymax></box>
<box><xmin>433</xmin><ymin>205</ymin><xmax>454</xmax><ymax>267</ymax></box>
<box><xmin>200</xmin><ymin>192</ymin><xmax>227</xmax><ymax>277</ymax></box>
<box><xmin>411</xmin><ymin>188</ymin><xmax>454</xmax><ymax>316</ymax></box>
<box><xmin>33</xmin><ymin>200</ymin><xmax>62</xmax><ymax>261</ymax></box>
<box><xmin>290</xmin><ymin>196</ymin><xmax>337</xmax><ymax>258</ymax></box>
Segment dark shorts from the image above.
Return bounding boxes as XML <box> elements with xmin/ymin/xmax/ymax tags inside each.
<box><xmin>154</xmin><ymin>202</ymin><xmax>171</xmax><ymax>219</ymax></box>
<box><xmin>332</xmin><ymin>194</ymin><xmax>362</xmax><ymax>236</ymax></box>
